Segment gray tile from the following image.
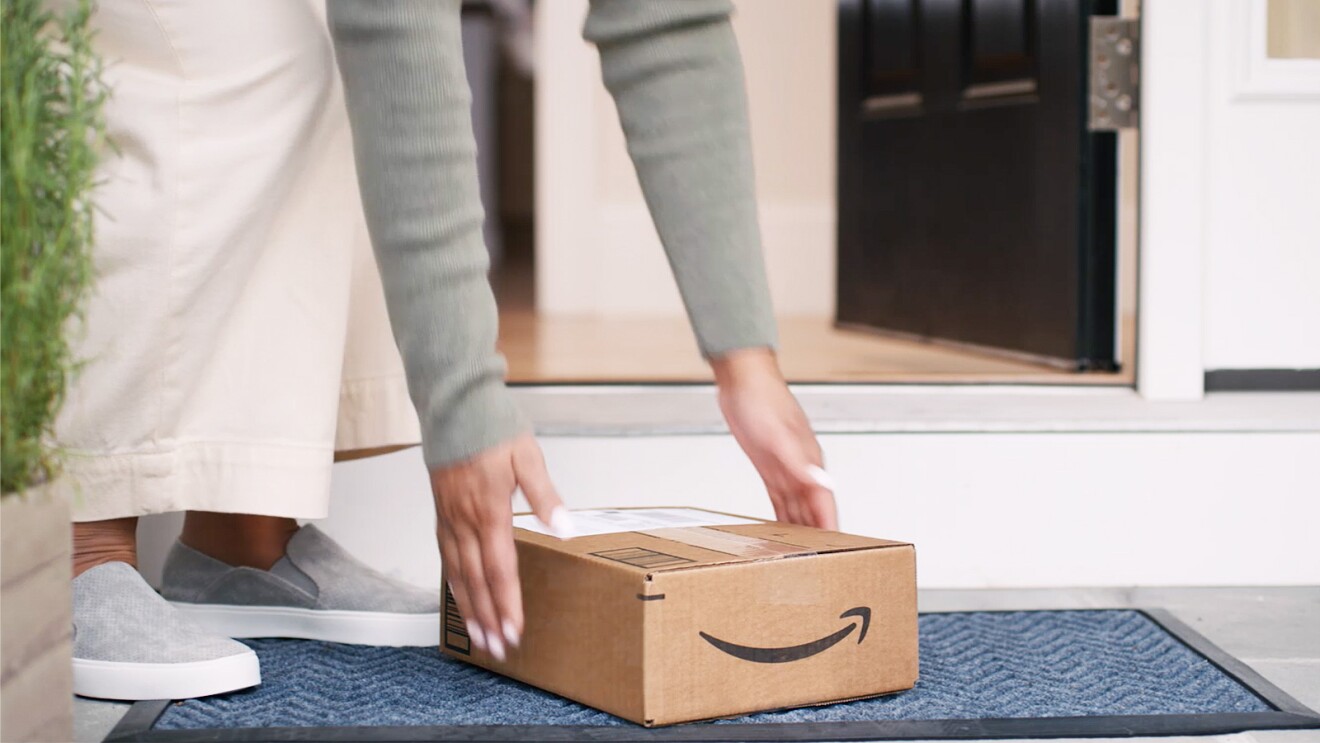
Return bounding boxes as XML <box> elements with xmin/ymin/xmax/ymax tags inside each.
<box><xmin>1244</xmin><ymin>660</ymin><xmax>1320</xmax><ymax>713</ymax></box>
<box><xmin>1240</xmin><ymin>731</ymin><xmax>1320</xmax><ymax>743</ymax></box>
<box><xmin>1135</xmin><ymin>587</ymin><xmax>1320</xmax><ymax>661</ymax></box>
<box><xmin>73</xmin><ymin>698</ymin><xmax>130</xmax><ymax>743</ymax></box>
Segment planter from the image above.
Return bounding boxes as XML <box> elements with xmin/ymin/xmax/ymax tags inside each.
<box><xmin>1</xmin><ymin>489</ymin><xmax>73</xmax><ymax>742</ymax></box>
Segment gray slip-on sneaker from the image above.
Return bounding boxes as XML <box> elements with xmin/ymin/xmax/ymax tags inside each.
<box><xmin>73</xmin><ymin>562</ymin><xmax>260</xmax><ymax>701</ymax></box>
<box><xmin>161</xmin><ymin>524</ymin><xmax>440</xmax><ymax>647</ymax></box>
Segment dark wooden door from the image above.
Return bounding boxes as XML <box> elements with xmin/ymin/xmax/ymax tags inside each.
<box><xmin>837</xmin><ymin>0</ymin><xmax>1118</xmax><ymax>369</ymax></box>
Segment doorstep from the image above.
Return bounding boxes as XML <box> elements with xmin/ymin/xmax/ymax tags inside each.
<box><xmin>510</xmin><ymin>386</ymin><xmax>1320</xmax><ymax>436</ymax></box>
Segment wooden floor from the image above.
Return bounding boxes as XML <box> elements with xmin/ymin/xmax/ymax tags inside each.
<box><xmin>498</xmin><ymin>310</ymin><xmax>1134</xmax><ymax>384</ymax></box>
<box><xmin>492</xmin><ymin>245</ymin><xmax>1133</xmax><ymax>385</ymax></box>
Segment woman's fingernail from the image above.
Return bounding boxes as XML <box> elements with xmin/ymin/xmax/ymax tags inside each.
<box><xmin>502</xmin><ymin>619</ymin><xmax>521</xmax><ymax>648</ymax></box>
<box><xmin>488</xmin><ymin>634</ymin><xmax>507</xmax><ymax>661</ymax></box>
<box><xmin>806</xmin><ymin>465</ymin><xmax>836</xmax><ymax>491</ymax></box>
<box><xmin>545</xmin><ymin>506</ymin><xmax>578</xmax><ymax>540</ymax></box>
<box><xmin>467</xmin><ymin>620</ymin><xmax>487</xmax><ymax>651</ymax></box>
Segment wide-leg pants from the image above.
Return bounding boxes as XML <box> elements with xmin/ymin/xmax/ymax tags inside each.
<box><xmin>55</xmin><ymin>0</ymin><xmax>421</xmax><ymax>521</ymax></box>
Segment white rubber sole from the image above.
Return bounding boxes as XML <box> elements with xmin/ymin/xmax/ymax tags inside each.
<box><xmin>171</xmin><ymin>602</ymin><xmax>441</xmax><ymax>647</ymax></box>
<box><xmin>74</xmin><ymin>651</ymin><xmax>260</xmax><ymax>701</ymax></box>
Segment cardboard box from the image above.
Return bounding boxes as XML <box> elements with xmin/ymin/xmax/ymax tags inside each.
<box><xmin>441</xmin><ymin>507</ymin><xmax>918</xmax><ymax>726</ymax></box>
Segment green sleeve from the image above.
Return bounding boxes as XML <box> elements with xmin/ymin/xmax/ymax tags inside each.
<box><xmin>328</xmin><ymin>0</ymin><xmax>526</xmax><ymax>469</ymax></box>
<box><xmin>326</xmin><ymin>1</ymin><xmax>777</xmax><ymax>467</ymax></box>
<box><xmin>585</xmin><ymin>0</ymin><xmax>778</xmax><ymax>356</ymax></box>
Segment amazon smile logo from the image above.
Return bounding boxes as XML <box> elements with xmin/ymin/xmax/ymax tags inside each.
<box><xmin>698</xmin><ymin>607</ymin><xmax>872</xmax><ymax>663</ymax></box>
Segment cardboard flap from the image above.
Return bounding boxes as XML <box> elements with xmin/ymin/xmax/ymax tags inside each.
<box><xmin>513</xmin><ymin>508</ymin><xmax>910</xmax><ymax>575</ymax></box>
<box><xmin>641</xmin><ymin>523</ymin><xmax>908</xmax><ymax>573</ymax></box>
<box><xmin>702</xmin><ymin>522</ymin><xmax>908</xmax><ymax>552</ymax></box>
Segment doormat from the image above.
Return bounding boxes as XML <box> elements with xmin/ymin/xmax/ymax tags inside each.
<box><xmin>106</xmin><ymin>609</ymin><xmax>1320</xmax><ymax>742</ymax></box>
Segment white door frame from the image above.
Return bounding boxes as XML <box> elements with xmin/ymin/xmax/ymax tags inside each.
<box><xmin>1136</xmin><ymin>0</ymin><xmax>1209</xmax><ymax>400</ymax></box>
<box><xmin>534</xmin><ymin>0</ymin><xmax>1213</xmax><ymax>400</ymax></box>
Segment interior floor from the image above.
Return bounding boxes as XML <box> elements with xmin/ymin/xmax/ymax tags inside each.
<box><xmin>493</xmin><ymin>249</ymin><xmax>1135</xmax><ymax>385</ymax></box>
<box><xmin>499</xmin><ymin>311</ymin><xmax>1135</xmax><ymax>385</ymax></box>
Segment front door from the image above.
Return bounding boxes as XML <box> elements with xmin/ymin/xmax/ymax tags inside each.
<box><xmin>837</xmin><ymin>0</ymin><xmax>1119</xmax><ymax>369</ymax></box>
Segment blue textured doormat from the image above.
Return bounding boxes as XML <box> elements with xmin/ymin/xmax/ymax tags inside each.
<box><xmin>107</xmin><ymin>609</ymin><xmax>1320</xmax><ymax>742</ymax></box>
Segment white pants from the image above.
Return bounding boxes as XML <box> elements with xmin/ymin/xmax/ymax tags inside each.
<box><xmin>55</xmin><ymin>0</ymin><xmax>421</xmax><ymax>522</ymax></box>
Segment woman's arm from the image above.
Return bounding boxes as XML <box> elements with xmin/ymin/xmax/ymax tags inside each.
<box><xmin>328</xmin><ymin>0</ymin><xmax>564</xmax><ymax>662</ymax></box>
<box><xmin>585</xmin><ymin>0</ymin><xmax>778</xmax><ymax>357</ymax></box>
<box><xmin>328</xmin><ymin>0</ymin><xmax>523</xmax><ymax>470</ymax></box>
<box><xmin>586</xmin><ymin>0</ymin><xmax>836</xmax><ymax>529</ymax></box>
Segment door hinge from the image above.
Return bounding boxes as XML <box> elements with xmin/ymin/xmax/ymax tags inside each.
<box><xmin>1089</xmin><ymin>17</ymin><xmax>1139</xmax><ymax>131</ymax></box>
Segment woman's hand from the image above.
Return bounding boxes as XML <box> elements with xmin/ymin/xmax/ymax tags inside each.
<box><xmin>429</xmin><ymin>433</ymin><xmax>568</xmax><ymax>661</ymax></box>
<box><xmin>712</xmin><ymin>348</ymin><xmax>839</xmax><ymax>530</ymax></box>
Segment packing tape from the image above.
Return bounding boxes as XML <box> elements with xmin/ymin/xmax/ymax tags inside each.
<box><xmin>642</xmin><ymin>526</ymin><xmax>814</xmax><ymax>559</ymax></box>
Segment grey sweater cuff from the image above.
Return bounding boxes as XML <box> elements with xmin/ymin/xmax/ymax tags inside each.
<box><xmin>416</xmin><ymin>377</ymin><xmax>528</xmax><ymax>469</ymax></box>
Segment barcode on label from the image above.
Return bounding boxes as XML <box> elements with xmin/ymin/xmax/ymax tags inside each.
<box><xmin>443</xmin><ymin>583</ymin><xmax>470</xmax><ymax>655</ymax></box>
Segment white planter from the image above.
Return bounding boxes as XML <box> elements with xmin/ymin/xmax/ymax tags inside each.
<box><xmin>1</xmin><ymin>489</ymin><xmax>73</xmax><ymax>742</ymax></box>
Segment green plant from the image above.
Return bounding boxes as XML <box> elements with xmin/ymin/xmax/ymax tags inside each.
<box><xmin>1</xmin><ymin>0</ymin><xmax>106</xmax><ymax>494</ymax></box>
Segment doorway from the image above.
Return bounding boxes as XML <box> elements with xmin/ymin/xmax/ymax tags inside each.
<box><xmin>487</xmin><ymin>0</ymin><xmax>1136</xmax><ymax>385</ymax></box>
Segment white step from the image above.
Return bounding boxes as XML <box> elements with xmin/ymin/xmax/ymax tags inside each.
<box><xmin>136</xmin><ymin>389</ymin><xmax>1319</xmax><ymax>591</ymax></box>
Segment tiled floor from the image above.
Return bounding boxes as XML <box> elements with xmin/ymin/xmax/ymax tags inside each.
<box><xmin>73</xmin><ymin>586</ymin><xmax>1320</xmax><ymax>742</ymax></box>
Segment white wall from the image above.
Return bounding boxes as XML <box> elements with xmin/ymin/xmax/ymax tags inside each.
<box><xmin>536</xmin><ymin>0</ymin><xmax>837</xmax><ymax>317</ymax></box>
